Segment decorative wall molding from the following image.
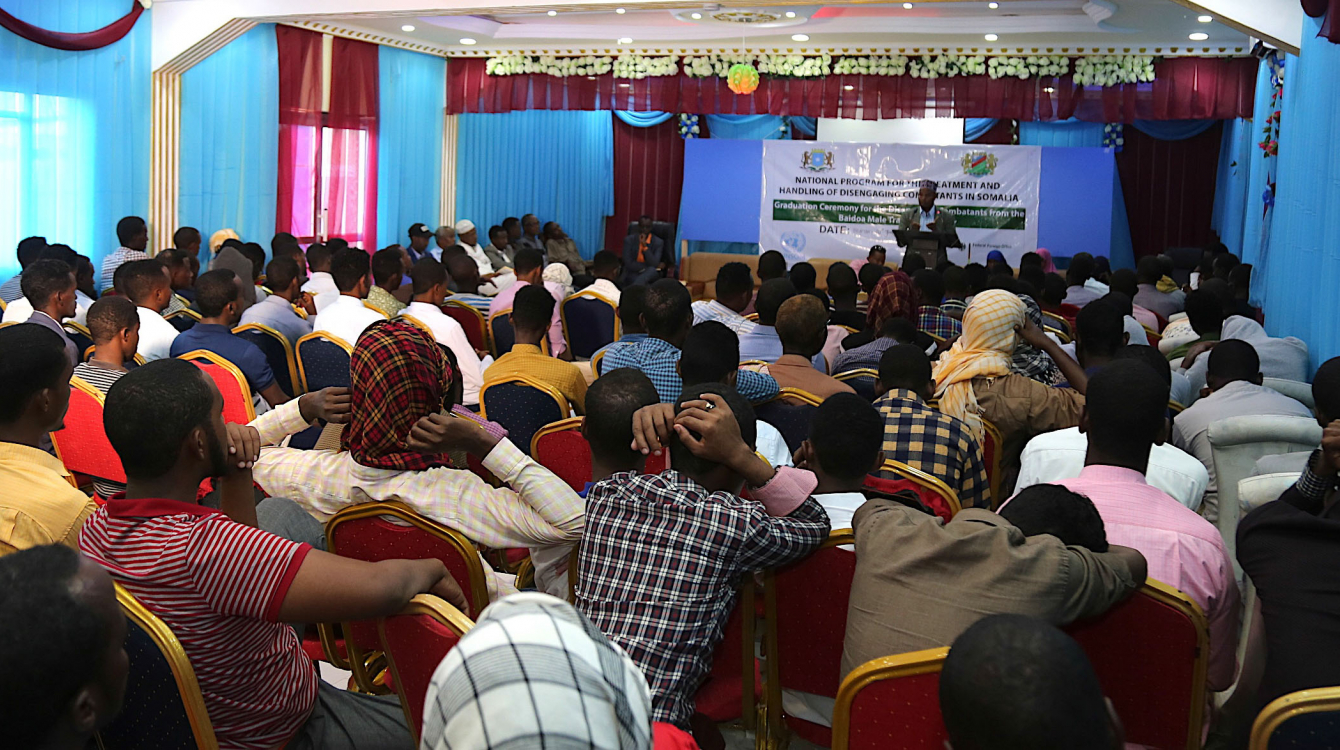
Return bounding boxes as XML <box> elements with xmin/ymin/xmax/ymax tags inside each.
<box><xmin>442</xmin><ymin>113</ymin><xmax>458</xmax><ymax>227</ymax></box>
<box><xmin>437</xmin><ymin>44</ymin><xmax>1250</xmax><ymax>58</ymax></box>
<box><xmin>285</xmin><ymin>20</ymin><xmax>451</xmax><ymax>56</ymax></box>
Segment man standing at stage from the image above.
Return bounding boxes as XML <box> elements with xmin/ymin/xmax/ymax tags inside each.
<box><xmin>897</xmin><ymin>180</ymin><xmax>961</xmax><ymax>267</ymax></box>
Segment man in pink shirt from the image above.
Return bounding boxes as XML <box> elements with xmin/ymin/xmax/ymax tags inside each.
<box><xmin>487</xmin><ymin>247</ymin><xmax>568</xmax><ymax>358</ymax></box>
<box><xmin>1055</xmin><ymin>359</ymin><xmax>1239</xmax><ymax>691</ymax></box>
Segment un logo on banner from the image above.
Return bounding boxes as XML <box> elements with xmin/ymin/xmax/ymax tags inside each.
<box><xmin>780</xmin><ymin>232</ymin><xmax>807</xmax><ymax>260</ymax></box>
<box><xmin>801</xmin><ymin>149</ymin><xmax>835</xmax><ymax>172</ymax></box>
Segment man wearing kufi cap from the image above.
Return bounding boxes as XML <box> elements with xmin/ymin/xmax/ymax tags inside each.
<box><xmin>454</xmin><ymin>219</ymin><xmax>514</xmax><ymax>295</ymax></box>
<box><xmin>898</xmin><ymin>179</ymin><xmax>961</xmax><ymax>267</ymax></box>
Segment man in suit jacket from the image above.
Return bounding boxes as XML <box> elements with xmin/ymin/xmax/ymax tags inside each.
<box><xmin>897</xmin><ymin>180</ymin><xmax>961</xmax><ymax>267</ymax></box>
<box><xmin>621</xmin><ymin>215</ymin><xmax>668</xmax><ymax>286</ymax></box>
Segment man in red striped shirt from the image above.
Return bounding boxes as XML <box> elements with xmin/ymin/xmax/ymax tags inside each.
<box><xmin>79</xmin><ymin>359</ymin><xmax>467</xmax><ymax>750</ymax></box>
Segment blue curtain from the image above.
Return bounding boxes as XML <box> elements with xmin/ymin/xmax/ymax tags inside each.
<box><xmin>376</xmin><ymin>46</ymin><xmax>445</xmax><ymax>249</ymax></box>
<box><xmin>705</xmin><ymin>114</ymin><xmax>786</xmax><ymax>140</ymax></box>
<box><xmin>787</xmin><ymin>116</ymin><xmax>817</xmax><ymax>138</ymax></box>
<box><xmin>1211</xmin><ymin>118</ymin><xmax>1252</xmax><ymax>257</ymax></box>
<box><xmin>1110</xmin><ymin>170</ymin><xmax>1135</xmax><ymax>271</ymax></box>
<box><xmin>179</xmin><ymin>25</ymin><xmax>277</xmax><ymax>267</ymax></box>
<box><xmin>614</xmin><ymin>110</ymin><xmax>673</xmax><ymax>127</ymax></box>
<box><xmin>1130</xmin><ymin>119</ymin><xmax>1217</xmax><ymax>140</ymax></box>
<box><xmin>456</xmin><ymin>111</ymin><xmax>612</xmax><ymax>259</ymax></box>
<box><xmin>1260</xmin><ymin>16</ymin><xmax>1340</xmax><ymax>370</ymax></box>
<box><xmin>1240</xmin><ymin>55</ymin><xmax>1285</xmax><ymax>272</ymax></box>
<box><xmin>0</xmin><ymin>0</ymin><xmax>150</xmax><ymax>281</ymax></box>
<box><xmin>1019</xmin><ymin>119</ymin><xmax>1105</xmax><ymax>148</ymax></box>
<box><xmin>964</xmin><ymin>118</ymin><xmax>999</xmax><ymax>142</ymax></box>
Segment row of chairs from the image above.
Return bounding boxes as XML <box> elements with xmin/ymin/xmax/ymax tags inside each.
<box><xmin>441</xmin><ymin>294</ymin><xmax>620</xmax><ymax>360</ymax></box>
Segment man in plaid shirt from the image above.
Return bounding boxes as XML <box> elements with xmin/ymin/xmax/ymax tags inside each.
<box><xmin>914</xmin><ymin>269</ymin><xmax>963</xmax><ymax>341</ymax></box>
<box><xmin>874</xmin><ymin>344</ymin><xmax>991</xmax><ymax>508</ymax></box>
<box><xmin>575</xmin><ymin>383</ymin><xmax>830</xmax><ymax>733</ymax></box>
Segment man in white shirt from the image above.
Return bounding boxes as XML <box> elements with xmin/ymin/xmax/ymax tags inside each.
<box><xmin>299</xmin><ymin>243</ymin><xmax>340</xmax><ymax>312</ymax></box>
<box><xmin>120</xmin><ymin>259</ymin><xmax>178</xmax><ymax>361</ymax></box>
<box><xmin>312</xmin><ymin>249</ymin><xmax>386</xmax><ymax>347</ymax></box>
<box><xmin>573</xmin><ymin>251</ymin><xmax>622</xmax><ymax>305</ymax></box>
<box><xmin>403</xmin><ymin>257</ymin><xmax>488</xmax><ymax>407</ymax></box>
<box><xmin>455</xmin><ymin>219</ymin><xmax>515</xmax><ymax>296</ymax></box>
<box><xmin>1173</xmin><ymin>340</ymin><xmax>1314</xmax><ymax>522</ymax></box>
<box><xmin>692</xmin><ymin>261</ymin><xmax>757</xmax><ymax>338</ymax></box>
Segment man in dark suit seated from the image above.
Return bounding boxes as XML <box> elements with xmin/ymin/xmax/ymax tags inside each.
<box><xmin>622</xmin><ymin>215</ymin><xmax>669</xmax><ymax>287</ymax></box>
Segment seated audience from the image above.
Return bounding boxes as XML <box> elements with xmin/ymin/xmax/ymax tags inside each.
<box><xmin>0</xmin><ymin>235</ymin><xmax>47</xmax><ymax>302</ymax></box>
<box><xmin>299</xmin><ymin>242</ymin><xmax>339</xmax><ymax>312</ymax></box>
<box><xmin>826</xmin><ymin>262</ymin><xmax>866</xmax><ymax>331</ymax></box>
<box><xmin>73</xmin><ymin>296</ymin><xmax>142</xmax><ymax>499</ymax></box>
<box><xmin>544</xmin><ymin>262</ymin><xmax>575</xmax><ymax>299</ymax></box>
<box><xmin>404</xmin><ymin>223</ymin><xmax>434</xmax><ymax>264</ymax></box>
<box><xmin>1109</xmin><ymin>267</ymin><xmax>1159</xmax><ymax>331</ymax></box>
<box><xmin>940</xmin><ymin>615</ymin><xmax>1123</xmax><ymax>750</ymax></box>
<box><xmin>677</xmin><ymin>321</ymin><xmax>793</xmax><ymax>469</ymax></box>
<box><xmin>0</xmin><ymin>325</ymin><xmax>97</xmax><ymax>553</ymax></box>
<box><xmin>1049</xmin><ymin>359</ymin><xmax>1239</xmax><ymax>692</ymax></box>
<box><xmin>1099</xmin><ymin>290</ymin><xmax>1151</xmax><ymax>346</ymax></box>
<box><xmin>435</xmin><ymin>225</ymin><xmax>458</xmax><ymax>258</ymax></box>
<box><xmin>239</xmin><ymin>242</ymin><xmax>269</xmax><ymax>304</ymax></box>
<box><xmin>901</xmin><ymin>251</ymin><xmax>927</xmax><ymax>277</ymax></box>
<box><xmin>1062</xmin><ymin>253</ymin><xmax>1102</xmax><ymax>308</ymax></box>
<box><xmin>857</xmin><ymin>263</ymin><xmax>890</xmax><ymax>313</ymax></box>
<box><xmin>799</xmin><ymin>392</ymin><xmax>884</xmax><ymax>531</ymax></box>
<box><xmin>691</xmin><ymin>261</ymin><xmax>757</xmax><ymax>336</ymax></box>
<box><xmin>483</xmin><ymin>224</ymin><xmax>515</xmax><ymax>273</ymax></box>
<box><xmin>757</xmin><ymin>249</ymin><xmax>786</xmax><ymax>283</ymax></box>
<box><xmin>577</xmin><ymin>384</ymin><xmax>830</xmax><ymax>733</ymax></box>
<box><xmin>173</xmin><ymin>226</ymin><xmax>203</xmax><ymax>260</ymax></box>
<box><xmin>312</xmin><ymin>249</ymin><xmax>386</xmax><ymax>346</ymax></box>
<box><xmin>985</xmin><ymin>249</ymin><xmax>1012</xmax><ymax>278</ymax></box>
<box><xmin>1182</xmin><ymin>315</ymin><xmax>1311</xmax><ymax>395</ymax></box>
<box><xmin>240</xmin><ymin>255</ymin><xmax>314</xmax><ymax>347</ymax></box>
<box><xmin>404</xmin><ymin>257</ymin><xmax>486</xmax><ymax>407</ymax></box>
<box><xmin>874</xmin><ymin>344</ymin><xmax>990</xmax><ymax>508</ymax></box>
<box><xmin>455</xmin><ymin>219</ymin><xmax>500</xmax><ymax>285</ymax></box>
<box><xmin>768</xmin><ymin>294</ymin><xmax>855</xmax><ymax>399</ymax></box>
<box><xmin>575</xmin><ymin>250</ymin><xmax>622</xmax><ymax>304</ymax></box>
<box><xmin>444</xmin><ymin>253</ymin><xmax>495</xmax><ymax>313</ymax></box>
<box><xmin>1069</xmin><ymin>300</ymin><xmax>1128</xmax><ymax>380</ymax></box>
<box><xmin>250</xmin><ymin>321</ymin><xmax>584</xmax><ymax>599</ymax></box>
<box><xmin>488</xmin><ymin>248</ymin><xmax>567</xmax><ymax>359</ymax></box>
<box><xmin>739</xmin><ymin>278</ymin><xmax>800</xmax><ymax>364</ymax></box>
<box><xmin>154</xmin><ymin>248</ymin><xmax>194</xmax><ymax>314</ymax></box>
<box><xmin>604</xmin><ymin>279</ymin><xmax>778</xmax><ymax>404</ymax></box>
<box><xmin>940</xmin><ymin>265</ymin><xmax>969</xmax><ymax>319</ymax></box>
<box><xmin>1164</xmin><ymin>288</ymin><xmax>1224</xmax><ymax>361</ymax></box>
<box><xmin>963</xmin><ymin>262</ymin><xmax>989</xmax><ymax>301</ymax></box>
<box><xmin>0</xmin><ymin>544</ymin><xmax>127</xmax><ymax>750</ymax></box>
<box><xmin>865</xmin><ymin>267</ymin><xmax>920</xmax><ymax>332</ymax></box>
<box><xmin>1229</xmin><ymin>263</ymin><xmax>1258</xmax><ymax>320</ymax></box>
<box><xmin>170</xmin><ymin>269</ymin><xmax>291</xmax><ymax>408</ymax></box>
<box><xmin>79</xmin><ymin>359</ymin><xmax>466</xmax><ymax>749</ymax></box>
<box><xmin>849</xmin><ymin>244</ymin><xmax>885</xmax><ymax>276</ymax></box>
<box><xmin>789</xmin><ymin>261</ymin><xmax>818</xmax><ymax>293</ymax></box>
<box><xmin>832</xmin><ymin>314</ymin><xmax>918</xmax><ymax>375</ymax></box>
<box><xmin>366</xmin><ymin>246</ymin><xmax>407</xmax><ymax>317</ymax></box>
<box><xmin>100</xmin><ymin>216</ymin><xmax>149</xmax><ymax>292</ymax></box>
<box><xmin>119</xmin><ymin>259</ymin><xmax>178</xmax><ymax>362</ymax></box>
<box><xmin>932</xmin><ymin>290</ymin><xmax>1087</xmax><ymax>450</ymax></box>
<box><xmin>1134</xmin><ymin>254</ymin><xmax>1184</xmax><ymax>320</ymax></box>
<box><xmin>592</xmin><ymin>284</ymin><xmax>648</xmax><ymax>367</ymax></box>
<box><xmin>1037</xmin><ymin>272</ymin><xmax>1077</xmax><ymax>332</ymax></box>
<box><xmin>13</xmin><ymin>259</ymin><xmax>80</xmax><ymax>365</ymax></box>
<box><xmin>543</xmin><ymin>221</ymin><xmax>585</xmax><ymax>279</ymax></box>
<box><xmin>3</xmin><ymin>248</ymin><xmax>91</xmax><ymax>327</ymax></box>
<box><xmin>842</xmin><ymin>481</ymin><xmax>1146</xmax><ymax>677</ymax></box>
<box><xmin>209</xmin><ymin>244</ymin><xmax>259</xmax><ymax>313</ymax></box>
<box><xmin>914</xmin><ymin>268</ymin><xmax>961</xmax><ymax>340</ymax></box>
<box><xmin>484</xmin><ymin>285</ymin><xmax>587</xmax><ymax>413</ymax></box>
<box><xmin>623</xmin><ymin>214</ymin><xmax>668</xmax><ymax>286</ymax></box>
<box><xmin>1174</xmin><ymin>340</ymin><xmax>1312</xmax><ymax>522</ymax></box>
<box><xmin>584</xmin><ymin>368</ymin><xmax>663</xmax><ymax>488</ymax></box>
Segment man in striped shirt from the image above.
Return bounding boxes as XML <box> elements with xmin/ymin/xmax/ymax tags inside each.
<box><xmin>99</xmin><ymin>217</ymin><xmax>150</xmax><ymax>292</ymax></box>
<box><xmin>79</xmin><ymin>360</ymin><xmax>467</xmax><ymax>749</ymax></box>
<box><xmin>72</xmin><ymin>296</ymin><xmax>141</xmax><ymax>499</ymax></box>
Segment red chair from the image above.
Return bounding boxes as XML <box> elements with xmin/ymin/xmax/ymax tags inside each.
<box><xmin>378</xmin><ymin>594</ymin><xmax>474</xmax><ymax>745</ymax></box>
<box><xmin>325</xmin><ymin>502</ymin><xmax>491</xmax><ymax>692</ymax></box>
<box><xmin>980</xmin><ymin>418</ymin><xmax>1003</xmax><ymax>508</ymax></box>
<box><xmin>442</xmin><ymin>301</ymin><xmax>488</xmax><ymax>354</ymax></box>
<box><xmin>1063</xmin><ymin>581</ymin><xmax>1209</xmax><ymax>750</ymax></box>
<box><xmin>531</xmin><ymin>417</ymin><xmax>591</xmax><ymax>492</ymax></box>
<box><xmin>831</xmin><ymin>647</ymin><xmax>950</xmax><ymax>750</ymax></box>
<box><xmin>865</xmin><ymin>459</ymin><xmax>962</xmax><ymax>522</ymax></box>
<box><xmin>762</xmin><ymin>530</ymin><xmax>856</xmax><ymax>748</ymax></box>
<box><xmin>51</xmin><ymin>377</ymin><xmax>126</xmax><ymax>497</ymax></box>
<box><xmin>178</xmin><ymin>350</ymin><xmax>256</xmax><ymax>424</ymax></box>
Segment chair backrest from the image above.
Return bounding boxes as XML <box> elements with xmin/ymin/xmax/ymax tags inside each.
<box><xmin>1262</xmin><ymin>377</ymin><xmax>1316</xmax><ymax>410</ymax></box>
<box><xmin>1144</xmin><ymin>324</ymin><xmax>1163</xmax><ymax>344</ymax></box>
<box><xmin>591</xmin><ymin>348</ymin><xmax>607</xmax><ymax>377</ymax></box>
<box><xmin>1239</xmin><ymin>472</ymin><xmax>1300</xmax><ymax>517</ymax></box>
<box><xmin>441</xmin><ymin>301</ymin><xmax>488</xmax><ymax>353</ymax></box>
<box><xmin>233</xmin><ymin>323</ymin><xmax>300</xmax><ymax>397</ymax></box>
<box><xmin>480</xmin><ymin>376</ymin><xmax>569</xmax><ymax>457</ymax></box>
<box><xmin>364</xmin><ymin>299</ymin><xmax>392</xmax><ymax>317</ymax></box>
<box><xmin>378</xmin><ymin>594</ymin><xmax>474</xmax><ymax>745</ymax></box>
<box><xmin>560</xmin><ymin>295</ymin><xmax>619</xmax><ymax>359</ymax></box>
<box><xmin>487</xmin><ymin>309</ymin><xmax>514</xmax><ymax>357</ymax></box>
<box><xmin>164</xmin><ymin>309</ymin><xmax>199</xmax><ymax>332</ymax></box>
<box><xmin>764</xmin><ymin>531</ymin><xmax>856</xmax><ymax>747</ymax></box>
<box><xmin>1062</xmin><ymin>581</ymin><xmax>1209</xmax><ymax>750</ymax></box>
<box><xmin>178</xmin><ymin>350</ymin><xmax>256</xmax><ymax>424</ymax></box>
<box><xmin>624</xmin><ymin>219</ymin><xmax>677</xmax><ymax>261</ymax></box>
<box><xmin>835</xmin><ymin>368</ymin><xmax>879</xmax><ymax>402</ymax></box>
<box><xmin>1250</xmin><ymin>686</ymin><xmax>1340</xmax><ymax>750</ymax></box>
<box><xmin>63</xmin><ymin>321</ymin><xmax>94</xmax><ymax>357</ymax></box>
<box><xmin>980</xmin><ymin>417</ymin><xmax>1003</xmax><ymax>507</ymax></box>
<box><xmin>99</xmin><ymin>585</ymin><xmax>218</xmax><ymax>750</ymax></box>
<box><xmin>1208</xmin><ymin>415</ymin><xmax>1321</xmax><ymax>557</ymax></box>
<box><xmin>755</xmin><ymin>393</ymin><xmax>820</xmax><ymax>454</ymax></box>
<box><xmin>1041</xmin><ymin>309</ymin><xmax>1072</xmax><ymax>337</ymax></box>
<box><xmin>51</xmin><ymin>377</ymin><xmax>126</xmax><ymax>486</ymax></box>
<box><xmin>831</xmin><ymin>647</ymin><xmax>950</xmax><ymax>750</ymax></box>
<box><xmin>867</xmin><ymin>459</ymin><xmax>961</xmax><ymax>520</ymax></box>
<box><xmin>531</xmin><ymin>417</ymin><xmax>592</xmax><ymax>492</ymax></box>
<box><xmin>295</xmin><ymin>331</ymin><xmax>353</xmax><ymax>392</ymax></box>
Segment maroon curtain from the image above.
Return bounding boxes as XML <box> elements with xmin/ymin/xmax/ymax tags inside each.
<box><xmin>448</xmin><ymin>57</ymin><xmax>1257</xmax><ymax>122</ymax></box>
<box><xmin>0</xmin><ymin>0</ymin><xmax>144</xmax><ymax>51</ymax></box>
<box><xmin>276</xmin><ymin>26</ymin><xmax>323</xmax><ymax>240</ymax></box>
<box><xmin>1303</xmin><ymin>0</ymin><xmax>1340</xmax><ymax>42</ymax></box>
<box><xmin>604</xmin><ymin>115</ymin><xmax>685</xmax><ymax>254</ymax></box>
<box><xmin>1117</xmin><ymin>122</ymin><xmax>1224</xmax><ymax>259</ymax></box>
<box><xmin>972</xmin><ymin>119</ymin><xmax>1016</xmax><ymax>145</ymax></box>
<box><xmin>327</xmin><ymin>37</ymin><xmax>379</xmax><ymax>250</ymax></box>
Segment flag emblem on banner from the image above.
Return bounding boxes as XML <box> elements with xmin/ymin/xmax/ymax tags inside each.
<box><xmin>961</xmin><ymin>152</ymin><xmax>999</xmax><ymax>176</ymax></box>
<box><xmin>801</xmin><ymin>149</ymin><xmax>835</xmax><ymax>172</ymax></box>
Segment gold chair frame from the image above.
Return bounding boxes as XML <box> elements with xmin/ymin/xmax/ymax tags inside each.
<box><xmin>479</xmin><ymin>374</ymin><xmax>572</xmax><ymax>424</ymax></box>
<box><xmin>377</xmin><ymin>593</ymin><xmax>475</xmax><ymax>746</ymax></box>
<box><xmin>486</xmin><ymin>307</ymin><xmax>551</xmax><ymax>357</ymax></box>
<box><xmin>773</xmin><ymin>387</ymin><xmax>824</xmax><ymax>407</ymax></box>
<box><xmin>529</xmin><ymin>416</ymin><xmax>585</xmax><ymax>457</ymax></box>
<box><xmin>830</xmin><ymin>646</ymin><xmax>951</xmax><ymax>750</ymax></box>
<box><xmin>363</xmin><ymin>299</ymin><xmax>392</xmax><ymax>318</ymax></box>
<box><xmin>591</xmin><ymin>348</ymin><xmax>608</xmax><ymax>377</ymax></box>
<box><xmin>294</xmin><ymin>331</ymin><xmax>354</xmax><ymax>393</ymax></box>
<box><xmin>835</xmin><ymin>368</ymin><xmax>879</xmax><ymax>386</ymax></box>
<box><xmin>396</xmin><ymin>313</ymin><xmax>432</xmax><ymax>336</ymax></box>
<box><xmin>879</xmin><ymin>458</ymin><xmax>962</xmax><ymax>517</ymax></box>
<box><xmin>1249</xmin><ymin>686</ymin><xmax>1340</xmax><ymax>750</ymax></box>
<box><xmin>232</xmin><ymin>323</ymin><xmax>301</xmax><ymax>397</ymax></box>
<box><xmin>442</xmin><ymin>300</ymin><xmax>490</xmax><ymax>353</ymax></box>
<box><xmin>164</xmin><ymin>307</ymin><xmax>202</xmax><ymax>323</ymax></box>
<box><xmin>560</xmin><ymin>293</ymin><xmax>621</xmax><ymax>357</ymax></box>
<box><xmin>177</xmin><ymin>349</ymin><xmax>257</xmax><ymax>422</ymax></box>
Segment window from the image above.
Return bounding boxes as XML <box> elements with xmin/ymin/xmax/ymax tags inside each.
<box><xmin>284</xmin><ymin>121</ymin><xmax>373</xmax><ymax>246</ymax></box>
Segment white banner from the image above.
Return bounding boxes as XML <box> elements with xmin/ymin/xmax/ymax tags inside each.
<box><xmin>759</xmin><ymin>141</ymin><xmax>1041</xmax><ymax>266</ymax></box>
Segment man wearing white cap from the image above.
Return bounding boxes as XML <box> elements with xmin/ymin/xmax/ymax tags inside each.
<box><xmin>455</xmin><ymin>219</ymin><xmax>513</xmax><ymax>295</ymax></box>
<box><xmin>897</xmin><ymin>179</ymin><xmax>960</xmax><ymax>267</ymax></box>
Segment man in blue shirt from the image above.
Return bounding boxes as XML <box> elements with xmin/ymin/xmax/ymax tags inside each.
<box><xmin>739</xmin><ymin>278</ymin><xmax>825</xmax><ymax>370</ymax></box>
<box><xmin>170</xmin><ymin>269</ymin><xmax>290</xmax><ymax>410</ymax></box>
<box><xmin>592</xmin><ymin>284</ymin><xmax>649</xmax><ymax>374</ymax></box>
<box><xmin>239</xmin><ymin>255</ymin><xmax>313</xmax><ymax>347</ymax></box>
<box><xmin>603</xmin><ymin>279</ymin><xmax>778</xmax><ymax>404</ymax></box>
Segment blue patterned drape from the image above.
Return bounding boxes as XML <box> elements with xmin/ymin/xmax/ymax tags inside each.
<box><xmin>1240</xmin><ymin>53</ymin><xmax>1287</xmax><ymax>272</ymax></box>
<box><xmin>964</xmin><ymin>118</ymin><xmax>999</xmax><ymax>142</ymax></box>
<box><xmin>1019</xmin><ymin>119</ymin><xmax>1105</xmax><ymax>148</ymax></box>
<box><xmin>705</xmin><ymin>114</ymin><xmax>787</xmax><ymax>140</ymax></box>
<box><xmin>376</xmin><ymin>46</ymin><xmax>445</xmax><ymax>249</ymax></box>
<box><xmin>1211</xmin><ymin>118</ymin><xmax>1252</xmax><ymax>258</ymax></box>
<box><xmin>614</xmin><ymin>110</ymin><xmax>673</xmax><ymax>127</ymax></box>
<box><xmin>180</xmin><ymin>24</ymin><xmax>278</xmax><ymax>267</ymax></box>
<box><xmin>1260</xmin><ymin>15</ymin><xmax>1340</xmax><ymax>370</ymax></box>
<box><xmin>456</xmin><ymin>110</ymin><xmax>613</xmax><ymax>259</ymax></box>
<box><xmin>0</xmin><ymin>0</ymin><xmax>150</xmax><ymax>281</ymax></box>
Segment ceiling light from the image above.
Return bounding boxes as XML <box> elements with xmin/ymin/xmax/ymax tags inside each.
<box><xmin>547</xmin><ymin>9</ymin><xmax>558</xmax><ymax>16</ymax></box>
<box><xmin>843</xmin><ymin>85</ymin><xmax>854</xmax><ymax>90</ymax></box>
<box><xmin>1188</xmin><ymin>32</ymin><xmax>1209</xmax><ymax>41</ymax></box>
<box><xmin>619</xmin><ymin>83</ymin><xmax>630</xmax><ymax>87</ymax></box>
<box><xmin>1197</xmin><ymin>14</ymin><xmax>1213</xmax><ymax>23</ymax></box>
<box><xmin>459</xmin><ymin>38</ymin><xmax>477</xmax><ymax>45</ymax></box>
<box><xmin>785</xmin><ymin>11</ymin><xmax>796</xmax><ymax>17</ymax></box>
<box><xmin>988</xmin><ymin>1</ymin><xmax>998</xmax><ymax>7</ymax></box>
<box><xmin>401</xmin><ymin>24</ymin><xmax>415</xmax><ymax>32</ymax></box>
<box><xmin>903</xmin><ymin>2</ymin><xmax>913</xmax><ymax>8</ymax></box>
<box><xmin>984</xmin><ymin>33</ymin><xmax>998</xmax><ymax>41</ymax></box>
<box><xmin>792</xmin><ymin>34</ymin><xmax>810</xmax><ymax>41</ymax></box>
<box><xmin>1043</xmin><ymin>86</ymin><xmax>1056</xmax><ymax>93</ymax></box>
<box><xmin>691</xmin><ymin>12</ymin><xmax>702</xmax><ymax>18</ymax></box>
<box><xmin>618</xmin><ymin>37</ymin><xmax>633</xmax><ymax>44</ymax></box>
<box><xmin>616</xmin><ymin>7</ymin><xmax>626</xmax><ymax>13</ymax></box>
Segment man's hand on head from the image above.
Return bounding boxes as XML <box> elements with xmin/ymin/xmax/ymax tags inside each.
<box><xmin>1317</xmin><ymin>420</ymin><xmax>1340</xmax><ymax>477</ymax></box>
<box><xmin>631</xmin><ymin>403</ymin><xmax>677</xmax><ymax>456</ymax></box>
<box><xmin>299</xmin><ymin>387</ymin><xmax>353</xmax><ymax>425</ymax></box>
<box><xmin>407</xmin><ymin>413</ymin><xmax>499</xmax><ymax>456</ymax></box>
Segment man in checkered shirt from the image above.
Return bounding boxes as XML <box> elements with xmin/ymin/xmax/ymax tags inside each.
<box><xmin>575</xmin><ymin>383</ymin><xmax>830</xmax><ymax>733</ymax></box>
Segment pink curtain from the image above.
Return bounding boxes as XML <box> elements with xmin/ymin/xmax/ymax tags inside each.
<box><xmin>276</xmin><ymin>25</ymin><xmax>322</xmax><ymax>240</ymax></box>
<box><xmin>327</xmin><ymin>36</ymin><xmax>378</xmax><ymax>250</ymax></box>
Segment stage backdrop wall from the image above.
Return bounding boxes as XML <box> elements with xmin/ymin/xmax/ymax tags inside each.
<box><xmin>682</xmin><ymin>139</ymin><xmax>1113</xmax><ymax>263</ymax></box>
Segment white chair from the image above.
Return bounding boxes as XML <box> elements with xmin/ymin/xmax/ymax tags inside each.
<box><xmin>1238</xmin><ymin>472</ymin><xmax>1301</xmax><ymax>517</ymax></box>
<box><xmin>1208</xmin><ymin>416</ymin><xmax>1322</xmax><ymax>560</ymax></box>
<box><xmin>1262</xmin><ymin>377</ymin><xmax>1315</xmax><ymax>411</ymax></box>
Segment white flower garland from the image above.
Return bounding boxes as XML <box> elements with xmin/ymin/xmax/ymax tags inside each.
<box><xmin>484</xmin><ymin>52</ymin><xmax>1154</xmax><ymax>87</ymax></box>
